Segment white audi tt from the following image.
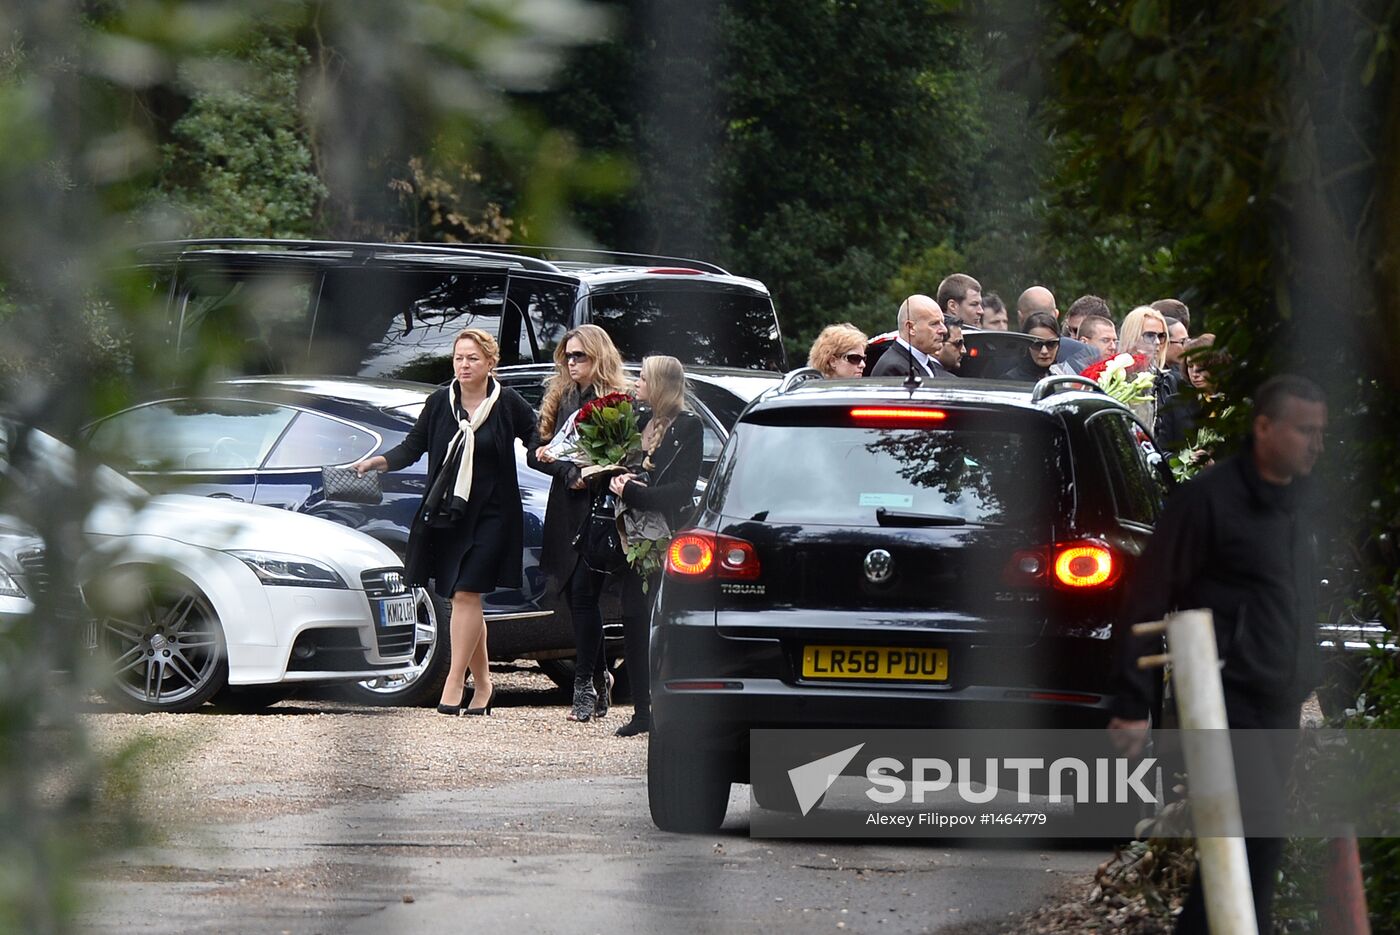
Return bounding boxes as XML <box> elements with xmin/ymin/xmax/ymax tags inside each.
<box><xmin>1</xmin><ymin>420</ymin><xmax>420</xmax><ymax>713</ymax></box>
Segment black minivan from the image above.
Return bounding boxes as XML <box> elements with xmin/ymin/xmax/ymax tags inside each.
<box><xmin>137</xmin><ymin>240</ymin><xmax>788</xmax><ymax>380</ymax></box>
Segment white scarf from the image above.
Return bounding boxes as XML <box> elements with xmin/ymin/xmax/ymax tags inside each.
<box><xmin>445</xmin><ymin>377</ymin><xmax>501</xmax><ymax>504</ymax></box>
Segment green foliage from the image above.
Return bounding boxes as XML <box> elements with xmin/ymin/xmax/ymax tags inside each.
<box><xmin>155</xmin><ymin>30</ymin><xmax>326</xmax><ymax>237</ymax></box>
<box><xmin>623</xmin><ymin>536</ymin><xmax>668</xmax><ymax>590</ymax></box>
<box><xmin>1021</xmin><ymin>4</ymin><xmax>1400</xmax><ymax>926</ymax></box>
<box><xmin>0</xmin><ymin>3</ymin><xmax>614</xmax><ymax>931</ymax></box>
<box><xmin>527</xmin><ymin>0</ymin><xmax>999</xmax><ymax>351</ymax></box>
<box><xmin>715</xmin><ymin>0</ymin><xmax>994</xmax><ymax>348</ymax></box>
<box><xmin>386</xmin><ymin>155</ymin><xmax>514</xmax><ymax>243</ymax></box>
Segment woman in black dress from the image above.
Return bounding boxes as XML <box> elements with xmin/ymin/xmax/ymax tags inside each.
<box><xmin>607</xmin><ymin>355</ymin><xmax>703</xmax><ymax>736</ymax></box>
<box><xmin>353</xmin><ymin>328</ymin><xmax>536</xmax><ymax>715</ymax></box>
<box><xmin>526</xmin><ymin>324</ymin><xmax>631</xmax><ymax>722</ymax></box>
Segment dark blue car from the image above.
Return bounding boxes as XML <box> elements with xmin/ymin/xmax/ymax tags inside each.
<box><xmin>85</xmin><ymin>375</ymin><xmax>568</xmax><ymax>705</ymax></box>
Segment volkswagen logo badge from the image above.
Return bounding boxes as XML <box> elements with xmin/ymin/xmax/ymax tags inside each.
<box><xmin>863</xmin><ymin>549</ymin><xmax>894</xmax><ymax>584</ymax></box>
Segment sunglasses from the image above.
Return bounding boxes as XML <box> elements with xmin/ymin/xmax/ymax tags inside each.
<box><xmin>564</xmin><ymin>351</ymin><xmax>591</xmax><ymax>363</ymax></box>
<box><xmin>1029</xmin><ymin>338</ymin><xmax>1060</xmax><ymax>351</ymax></box>
<box><xmin>1140</xmin><ymin>332</ymin><xmax>1167</xmax><ymax>343</ymax></box>
<box><xmin>842</xmin><ymin>352</ymin><xmax>867</xmax><ymax>365</ymax></box>
<box><xmin>949</xmin><ymin>339</ymin><xmax>966</xmax><ymax>349</ymax></box>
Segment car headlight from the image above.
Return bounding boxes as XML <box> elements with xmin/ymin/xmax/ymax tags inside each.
<box><xmin>0</xmin><ymin>569</ymin><xmax>24</xmax><ymax>599</ymax></box>
<box><xmin>227</xmin><ymin>551</ymin><xmax>347</xmax><ymax>589</ymax></box>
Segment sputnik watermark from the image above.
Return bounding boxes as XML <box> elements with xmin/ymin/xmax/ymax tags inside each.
<box><xmin>751</xmin><ymin>728</ymin><xmax>1400</xmax><ymax>839</ymax></box>
<box><xmin>863</xmin><ymin>755</ymin><xmax>1157</xmax><ymax>805</ymax></box>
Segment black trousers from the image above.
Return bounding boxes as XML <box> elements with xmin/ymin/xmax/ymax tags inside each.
<box><xmin>1174</xmin><ymin>696</ymin><xmax>1300</xmax><ymax>935</ymax></box>
<box><xmin>619</xmin><ymin>570</ymin><xmax>656</xmax><ymax>717</ymax></box>
<box><xmin>566</xmin><ymin>563</ymin><xmax>606</xmax><ymax>686</ymax></box>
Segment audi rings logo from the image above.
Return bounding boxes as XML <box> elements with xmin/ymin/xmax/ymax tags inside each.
<box><xmin>863</xmin><ymin>549</ymin><xmax>894</xmax><ymax>584</ymax></box>
<box><xmin>383</xmin><ymin>571</ymin><xmax>405</xmax><ymax>594</ymax></box>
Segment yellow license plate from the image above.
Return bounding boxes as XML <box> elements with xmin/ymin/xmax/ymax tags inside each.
<box><xmin>801</xmin><ymin>645</ymin><xmax>949</xmax><ymax>682</ymax></box>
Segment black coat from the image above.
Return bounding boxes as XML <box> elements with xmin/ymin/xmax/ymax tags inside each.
<box><xmin>870</xmin><ymin>341</ymin><xmax>949</xmax><ymax>378</ymax></box>
<box><xmin>618</xmin><ymin>410</ymin><xmax>704</xmax><ymax>532</ymax></box>
<box><xmin>1112</xmin><ymin>444</ymin><xmax>1322</xmax><ymax>720</ymax></box>
<box><xmin>526</xmin><ymin>384</ymin><xmax>597</xmax><ymax>590</ymax></box>
<box><xmin>382</xmin><ymin>380</ymin><xmax>537</xmax><ymax>590</ymax></box>
<box><xmin>998</xmin><ymin>355</ymin><xmax>1056</xmax><ymax>383</ymax></box>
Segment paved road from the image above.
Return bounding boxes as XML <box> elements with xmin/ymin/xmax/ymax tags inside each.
<box><xmin>80</xmin><ymin>773</ymin><xmax>1100</xmax><ymax>934</ymax></box>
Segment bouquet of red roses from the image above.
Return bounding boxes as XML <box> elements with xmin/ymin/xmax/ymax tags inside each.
<box><xmin>569</xmin><ymin>392</ymin><xmax>642</xmax><ymax>476</ymax></box>
<box><xmin>1080</xmin><ymin>353</ymin><xmax>1155</xmax><ymax>406</ymax></box>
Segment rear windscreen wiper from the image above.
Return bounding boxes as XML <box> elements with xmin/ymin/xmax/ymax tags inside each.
<box><xmin>876</xmin><ymin>508</ymin><xmax>967</xmax><ymax>527</ymax></box>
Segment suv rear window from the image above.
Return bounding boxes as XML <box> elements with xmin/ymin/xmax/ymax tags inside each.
<box><xmin>710</xmin><ymin>413</ymin><xmax>1064</xmax><ymax>527</ymax></box>
<box><xmin>589</xmin><ymin>288</ymin><xmax>784</xmax><ymax>371</ymax></box>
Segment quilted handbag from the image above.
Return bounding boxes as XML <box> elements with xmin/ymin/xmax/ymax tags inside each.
<box><xmin>572</xmin><ymin>488</ymin><xmax>626</xmax><ymax>574</ymax></box>
<box><xmin>321</xmin><ymin>465</ymin><xmax>383</xmax><ymax>505</ymax></box>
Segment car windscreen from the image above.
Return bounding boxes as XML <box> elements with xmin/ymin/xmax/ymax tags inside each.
<box><xmin>588</xmin><ymin>287</ymin><xmax>785</xmax><ymax>372</ymax></box>
<box><xmin>708</xmin><ymin>411</ymin><xmax>1064</xmax><ymax>527</ymax></box>
<box><xmin>0</xmin><ymin>419</ymin><xmax>146</xmax><ymax>500</ymax></box>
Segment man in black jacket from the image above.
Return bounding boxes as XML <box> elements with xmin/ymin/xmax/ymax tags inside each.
<box><xmin>1108</xmin><ymin>374</ymin><xmax>1327</xmax><ymax>935</ymax></box>
<box><xmin>870</xmin><ymin>294</ymin><xmax>952</xmax><ymax>378</ymax></box>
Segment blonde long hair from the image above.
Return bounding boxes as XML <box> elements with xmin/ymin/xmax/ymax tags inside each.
<box><xmin>639</xmin><ymin>355</ymin><xmax>685</xmax><ymax>454</ymax></box>
<box><xmin>538</xmin><ymin>324</ymin><xmax>629</xmax><ymax>438</ymax></box>
<box><xmin>1119</xmin><ymin>306</ymin><xmax>1169</xmax><ymax>370</ymax></box>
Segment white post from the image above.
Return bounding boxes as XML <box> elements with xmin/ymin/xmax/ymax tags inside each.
<box><xmin>1136</xmin><ymin>609</ymin><xmax>1257</xmax><ymax>935</ymax></box>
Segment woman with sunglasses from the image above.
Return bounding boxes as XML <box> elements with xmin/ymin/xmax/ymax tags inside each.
<box><xmin>807</xmin><ymin>323</ymin><xmax>869</xmax><ymax>378</ymax></box>
<box><xmin>527</xmin><ymin>324</ymin><xmax>631</xmax><ymax>722</ymax></box>
<box><xmin>1000</xmin><ymin>312</ymin><xmax>1077</xmax><ymax>381</ymax></box>
<box><xmin>1118</xmin><ymin>305</ymin><xmax>1181</xmax><ymax>435</ymax></box>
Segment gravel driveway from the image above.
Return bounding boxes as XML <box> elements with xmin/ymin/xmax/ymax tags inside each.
<box><xmin>84</xmin><ymin>664</ymin><xmax>647</xmax><ymax>825</ymax></box>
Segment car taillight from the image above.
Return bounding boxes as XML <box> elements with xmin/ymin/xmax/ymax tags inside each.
<box><xmin>849</xmin><ymin>407</ymin><xmax>948</xmax><ymax>425</ymax></box>
<box><xmin>1053</xmin><ymin>542</ymin><xmax>1117</xmax><ymax>588</ymax></box>
<box><xmin>665</xmin><ymin>530</ymin><xmax>761</xmax><ymax>580</ymax></box>
<box><xmin>1002</xmin><ymin>540</ymin><xmax>1121</xmax><ymax>590</ymax></box>
<box><xmin>667</xmin><ymin>533</ymin><xmax>714</xmax><ymax>576</ymax></box>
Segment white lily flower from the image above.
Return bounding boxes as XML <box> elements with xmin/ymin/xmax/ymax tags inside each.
<box><xmin>1103</xmin><ymin>353</ymin><xmax>1134</xmax><ymax>375</ymax></box>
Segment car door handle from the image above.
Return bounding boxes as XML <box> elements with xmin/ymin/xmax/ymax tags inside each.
<box><xmin>206</xmin><ymin>493</ymin><xmax>245</xmax><ymax>502</ymax></box>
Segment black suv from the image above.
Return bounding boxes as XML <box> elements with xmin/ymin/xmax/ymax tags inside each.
<box><xmin>647</xmin><ymin>374</ymin><xmax>1172</xmax><ymax>832</ymax></box>
<box><xmin>136</xmin><ymin>240</ymin><xmax>787</xmax><ymax>380</ymax></box>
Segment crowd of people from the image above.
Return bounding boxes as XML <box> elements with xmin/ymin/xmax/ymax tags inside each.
<box><xmin>354</xmin><ymin>324</ymin><xmax>702</xmax><ymax>737</ymax></box>
<box><xmin>808</xmin><ymin>273</ymin><xmax>1229</xmax><ymax>455</ymax></box>
<box><xmin>347</xmin><ymin>277</ymin><xmax>1230</xmax><ymax>736</ymax></box>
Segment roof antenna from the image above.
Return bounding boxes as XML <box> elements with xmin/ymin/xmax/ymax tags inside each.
<box><xmin>903</xmin><ymin>332</ymin><xmax>922</xmax><ymax>394</ymax></box>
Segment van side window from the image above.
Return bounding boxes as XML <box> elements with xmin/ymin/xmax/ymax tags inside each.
<box><xmin>509</xmin><ymin>277</ymin><xmax>575</xmax><ymax>361</ymax></box>
<box><xmin>312</xmin><ymin>269</ymin><xmax>506</xmax><ymax>383</ymax></box>
<box><xmin>177</xmin><ymin>266</ymin><xmax>318</xmax><ymax>374</ymax></box>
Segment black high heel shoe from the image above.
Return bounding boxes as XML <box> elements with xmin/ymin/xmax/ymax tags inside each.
<box><xmin>436</xmin><ymin>702</ymin><xmax>462</xmax><ymax>716</ymax></box>
<box><xmin>464</xmin><ymin>688</ymin><xmax>494</xmax><ymax>716</ymax></box>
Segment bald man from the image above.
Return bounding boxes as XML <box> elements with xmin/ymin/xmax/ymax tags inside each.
<box><xmin>871</xmin><ymin>294</ymin><xmax>953</xmax><ymax>378</ymax></box>
<box><xmin>1014</xmin><ymin>285</ymin><xmax>1099</xmax><ymax>372</ymax></box>
<box><xmin>1016</xmin><ymin>286</ymin><xmax>1058</xmax><ymax>329</ymax></box>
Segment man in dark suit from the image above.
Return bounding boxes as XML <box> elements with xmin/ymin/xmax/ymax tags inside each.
<box><xmin>870</xmin><ymin>294</ymin><xmax>953</xmax><ymax>378</ymax></box>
